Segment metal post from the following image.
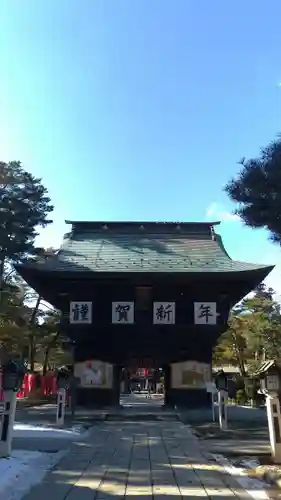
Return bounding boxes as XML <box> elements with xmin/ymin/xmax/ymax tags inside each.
<box><xmin>0</xmin><ymin>390</ymin><xmax>17</xmax><ymax>457</ymax></box>
<box><xmin>56</xmin><ymin>388</ymin><xmax>66</xmax><ymax>426</ymax></box>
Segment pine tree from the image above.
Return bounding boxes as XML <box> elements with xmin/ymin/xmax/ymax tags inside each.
<box><xmin>225</xmin><ymin>137</ymin><xmax>281</xmax><ymax>243</ymax></box>
<box><xmin>0</xmin><ymin>161</ymin><xmax>53</xmax><ymax>285</ymax></box>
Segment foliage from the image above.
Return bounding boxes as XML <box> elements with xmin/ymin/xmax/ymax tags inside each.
<box><xmin>35</xmin><ymin>311</ymin><xmax>70</xmax><ymax>374</ymax></box>
<box><xmin>0</xmin><ymin>161</ymin><xmax>53</xmax><ymax>283</ymax></box>
<box><xmin>225</xmin><ymin>137</ymin><xmax>281</xmax><ymax>243</ymax></box>
<box><xmin>0</xmin><ymin>272</ymin><xmax>67</xmax><ymax>369</ymax></box>
<box><xmin>0</xmin><ymin>282</ymin><xmax>69</xmax><ymax>370</ymax></box>
<box><xmin>0</xmin><ymin>162</ymin><xmax>67</xmax><ymax>371</ymax></box>
<box><xmin>235</xmin><ymin>389</ymin><xmax>247</xmax><ymax>405</ymax></box>
<box><xmin>0</xmin><ymin>281</ymin><xmax>28</xmax><ymax>356</ymax></box>
<box><xmin>213</xmin><ymin>283</ymin><xmax>281</xmax><ymax>376</ymax></box>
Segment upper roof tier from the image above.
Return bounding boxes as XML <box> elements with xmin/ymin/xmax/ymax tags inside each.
<box><xmin>22</xmin><ymin>220</ymin><xmax>274</xmax><ymax>275</ymax></box>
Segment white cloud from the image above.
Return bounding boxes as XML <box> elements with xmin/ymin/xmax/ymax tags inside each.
<box><xmin>35</xmin><ymin>212</ymin><xmax>68</xmax><ymax>250</ymax></box>
<box><xmin>206</xmin><ymin>202</ymin><xmax>240</xmax><ymax>222</ymax></box>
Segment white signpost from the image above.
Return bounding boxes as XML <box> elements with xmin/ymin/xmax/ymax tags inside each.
<box><xmin>218</xmin><ymin>390</ymin><xmax>228</xmax><ymax>430</ymax></box>
<box><xmin>56</xmin><ymin>388</ymin><xmax>66</xmax><ymax>427</ymax></box>
<box><xmin>56</xmin><ymin>368</ymin><xmax>70</xmax><ymax>427</ymax></box>
<box><xmin>259</xmin><ymin>372</ymin><xmax>281</xmax><ymax>463</ymax></box>
<box><xmin>266</xmin><ymin>394</ymin><xmax>281</xmax><ymax>463</ymax></box>
<box><xmin>0</xmin><ymin>391</ymin><xmax>17</xmax><ymax>458</ymax></box>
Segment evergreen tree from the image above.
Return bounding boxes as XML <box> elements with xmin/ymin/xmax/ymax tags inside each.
<box><xmin>0</xmin><ymin>161</ymin><xmax>53</xmax><ymax>283</ymax></box>
<box><xmin>213</xmin><ymin>284</ymin><xmax>281</xmax><ymax>375</ymax></box>
<box><xmin>225</xmin><ymin>137</ymin><xmax>281</xmax><ymax>243</ymax></box>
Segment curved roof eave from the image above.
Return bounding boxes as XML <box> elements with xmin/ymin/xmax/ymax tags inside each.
<box><xmin>15</xmin><ymin>262</ymin><xmax>274</xmax><ymax>278</ymax></box>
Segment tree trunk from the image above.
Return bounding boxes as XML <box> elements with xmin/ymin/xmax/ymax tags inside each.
<box><xmin>0</xmin><ymin>255</ymin><xmax>5</xmax><ymax>308</ymax></box>
<box><xmin>29</xmin><ymin>333</ymin><xmax>35</xmax><ymax>372</ymax></box>
<box><xmin>42</xmin><ymin>331</ymin><xmax>60</xmax><ymax>375</ymax></box>
<box><xmin>42</xmin><ymin>347</ymin><xmax>50</xmax><ymax>376</ymax></box>
<box><xmin>28</xmin><ymin>295</ymin><xmax>41</xmax><ymax>371</ymax></box>
<box><xmin>231</xmin><ymin>330</ymin><xmax>247</xmax><ymax>379</ymax></box>
<box><xmin>29</xmin><ymin>295</ymin><xmax>41</xmax><ymax>327</ymax></box>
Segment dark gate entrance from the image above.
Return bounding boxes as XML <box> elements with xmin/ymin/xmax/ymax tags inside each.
<box><xmin>17</xmin><ymin>220</ymin><xmax>273</xmax><ymax>409</ymax></box>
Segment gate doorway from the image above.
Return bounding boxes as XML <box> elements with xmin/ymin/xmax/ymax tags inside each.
<box><xmin>120</xmin><ymin>366</ymin><xmax>165</xmax><ymax>409</ymax></box>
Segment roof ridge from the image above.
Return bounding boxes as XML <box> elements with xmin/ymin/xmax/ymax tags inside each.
<box><xmin>65</xmin><ymin>220</ymin><xmax>221</xmax><ymax>227</ymax></box>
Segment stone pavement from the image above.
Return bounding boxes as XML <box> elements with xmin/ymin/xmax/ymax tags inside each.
<box><xmin>120</xmin><ymin>392</ymin><xmax>164</xmax><ymax>409</ymax></box>
<box><xmin>22</xmin><ymin>416</ymin><xmax>255</xmax><ymax>499</ymax></box>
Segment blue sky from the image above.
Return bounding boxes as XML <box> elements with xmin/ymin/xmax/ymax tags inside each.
<box><xmin>1</xmin><ymin>1</ymin><xmax>281</xmax><ymax>293</ymax></box>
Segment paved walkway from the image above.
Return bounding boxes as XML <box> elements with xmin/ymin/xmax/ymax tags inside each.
<box><xmin>22</xmin><ymin>416</ymin><xmax>254</xmax><ymax>498</ymax></box>
<box><xmin>120</xmin><ymin>392</ymin><xmax>164</xmax><ymax>409</ymax></box>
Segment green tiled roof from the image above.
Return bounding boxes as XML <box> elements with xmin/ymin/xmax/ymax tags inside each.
<box><xmin>26</xmin><ymin>221</ymin><xmax>274</xmax><ymax>275</ymax></box>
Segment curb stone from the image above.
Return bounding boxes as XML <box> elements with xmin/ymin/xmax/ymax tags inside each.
<box><xmin>181</xmin><ymin>419</ymin><xmax>277</xmax><ymax>493</ymax></box>
<box><xmin>257</xmin><ymin>469</ymin><xmax>281</xmax><ymax>489</ymax></box>
<box><xmin>231</xmin><ymin>463</ymin><xmax>281</xmax><ymax>492</ymax></box>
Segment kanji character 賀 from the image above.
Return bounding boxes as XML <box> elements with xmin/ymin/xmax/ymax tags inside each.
<box><xmin>115</xmin><ymin>304</ymin><xmax>131</xmax><ymax>322</ymax></box>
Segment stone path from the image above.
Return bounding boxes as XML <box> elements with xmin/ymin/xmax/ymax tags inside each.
<box><xmin>120</xmin><ymin>392</ymin><xmax>164</xmax><ymax>409</ymax></box>
<box><xmin>22</xmin><ymin>416</ymin><xmax>254</xmax><ymax>499</ymax></box>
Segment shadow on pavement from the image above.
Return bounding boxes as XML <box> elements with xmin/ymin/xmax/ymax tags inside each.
<box><xmin>21</xmin><ymin>419</ymin><xmax>269</xmax><ymax>500</ymax></box>
<box><xmin>187</xmin><ymin>419</ymin><xmax>271</xmax><ymax>459</ymax></box>
<box><xmin>21</xmin><ymin>461</ymin><xmax>263</xmax><ymax>499</ymax></box>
